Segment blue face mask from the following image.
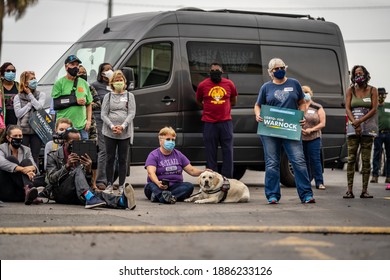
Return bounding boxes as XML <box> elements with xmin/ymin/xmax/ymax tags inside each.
<box><xmin>4</xmin><ymin>71</ymin><xmax>16</xmax><ymax>82</ymax></box>
<box><xmin>273</xmin><ymin>69</ymin><xmax>286</xmax><ymax>79</ymax></box>
<box><xmin>28</xmin><ymin>79</ymin><xmax>38</xmax><ymax>90</ymax></box>
<box><xmin>163</xmin><ymin>140</ymin><xmax>175</xmax><ymax>151</ymax></box>
<box><xmin>304</xmin><ymin>93</ymin><xmax>311</xmax><ymax>101</ymax></box>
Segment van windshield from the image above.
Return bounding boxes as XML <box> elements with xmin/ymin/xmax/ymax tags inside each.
<box><xmin>39</xmin><ymin>40</ymin><xmax>132</xmax><ymax>85</ymax></box>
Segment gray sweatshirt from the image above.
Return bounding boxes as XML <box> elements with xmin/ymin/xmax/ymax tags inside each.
<box><xmin>101</xmin><ymin>91</ymin><xmax>136</xmax><ymax>142</ymax></box>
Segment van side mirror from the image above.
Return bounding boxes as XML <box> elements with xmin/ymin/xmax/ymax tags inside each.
<box><xmin>122</xmin><ymin>67</ymin><xmax>135</xmax><ymax>90</ymax></box>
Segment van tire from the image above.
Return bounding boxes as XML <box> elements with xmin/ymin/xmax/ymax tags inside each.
<box><xmin>280</xmin><ymin>153</ymin><xmax>296</xmax><ymax>188</ymax></box>
<box><xmin>233</xmin><ymin>165</ymin><xmax>247</xmax><ymax>180</ymax></box>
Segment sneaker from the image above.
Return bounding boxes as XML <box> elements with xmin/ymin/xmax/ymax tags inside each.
<box><xmin>103</xmin><ymin>185</ymin><xmax>114</xmax><ymax>194</ymax></box>
<box><xmin>123</xmin><ymin>183</ymin><xmax>136</xmax><ymax>210</ymax></box>
<box><xmin>304</xmin><ymin>196</ymin><xmax>316</xmax><ymax>203</ymax></box>
<box><xmin>32</xmin><ymin>198</ymin><xmax>44</xmax><ymax>204</ymax></box>
<box><xmin>24</xmin><ymin>186</ymin><xmax>38</xmax><ymax>205</ymax></box>
<box><xmin>162</xmin><ymin>190</ymin><xmax>176</xmax><ymax>204</ymax></box>
<box><xmin>268</xmin><ymin>197</ymin><xmax>278</xmax><ymax>204</ymax></box>
<box><xmin>85</xmin><ymin>196</ymin><xmax>106</xmax><ymax>209</ymax></box>
<box><xmin>317</xmin><ymin>184</ymin><xmax>326</xmax><ymax>190</ymax></box>
<box><xmin>370</xmin><ymin>176</ymin><xmax>378</xmax><ymax>183</ymax></box>
<box><xmin>386</xmin><ymin>184</ymin><xmax>390</xmax><ymax>190</ymax></box>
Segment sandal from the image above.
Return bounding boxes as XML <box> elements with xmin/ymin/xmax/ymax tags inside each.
<box><xmin>343</xmin><ymin>191</ymin><xmax>354</xmax><ymax>199</ymax></box>
<box><xmin>360</xmin><ymin>192</ymin><xmax>373</xmax><ymax>198</ymax></box>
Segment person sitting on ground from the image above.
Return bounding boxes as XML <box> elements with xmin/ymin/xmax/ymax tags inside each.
<box><xmin>46</xmin><ymin>127</ymin><xmax>136</xmax><ymax>210</ymax></box>
<box><xmin>144</xmin><ymin>126</ymin><xmax>206</xmax><ymax>204</ymax></box>
<box><xmin>0</xmin><ymin>125</ymin><xmax>40</xmax><ymax>205</ymax></box>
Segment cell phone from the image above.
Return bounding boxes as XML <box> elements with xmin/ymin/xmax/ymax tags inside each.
<box><xmin>162</xmin><ymin>179</ymin><xmax>170</xmax><ymax>187</ymax></box>
<box><xmin>71</xmin><ymin>140</ymin><xmax>97</xmax><ymax>163</ymax></box>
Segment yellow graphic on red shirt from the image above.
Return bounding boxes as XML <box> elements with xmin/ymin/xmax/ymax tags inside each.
<box><xmin>208</xmin><ymin>86</ymin><xmax>226</xmax><ymax>104</ymax></box>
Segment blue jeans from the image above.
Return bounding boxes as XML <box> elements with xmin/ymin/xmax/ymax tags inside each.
<box><xmin>302</xmin><ymin>137</ymin><xmax>324</xmax><ymax>187</ymax></box>
<box><xmin>203</xmin><ymin>121</ymin><xmax>234</xmax><ymax>178</ymax></box>
<box><xmin>144</xmin><ymin>181</ymin><xmax>194</xmax><ymax>203</ymax></box>
<box><xmin>372</xmin><ymin>132</ymin><xmax>390</xmax><ymax>177</ymax></box>
<box><xmin>260</xmin><ymin>135</ymin><xmax>313</xmax><ymax>202</ymax></box>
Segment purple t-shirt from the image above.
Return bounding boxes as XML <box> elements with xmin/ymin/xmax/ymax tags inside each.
<box><xmin>145</xmin><ymin>148</ymin><xmax>190</xmax><ymax>184</ymax></box>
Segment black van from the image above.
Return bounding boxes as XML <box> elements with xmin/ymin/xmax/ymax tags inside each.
<box><xmin>38</xmin><ymin>8</ymin><xmax>348</xmax><ymax>187</ymax></box>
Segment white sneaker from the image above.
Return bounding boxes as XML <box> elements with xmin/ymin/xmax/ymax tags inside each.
<box><xmin>103</xmin><ymin>185</ymin><xmax>114</xmax><ymax>194</ymax></box>
<box><xmin>118</xmin><ymin>185</ymin><xmax>124</xmax><ymax>195</ymax></box>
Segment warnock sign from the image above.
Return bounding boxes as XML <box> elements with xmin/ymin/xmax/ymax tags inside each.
<box><xmin>257</xmin><ymin>105</ymin><xmax>304</xmax><ymax>141</ymax></box>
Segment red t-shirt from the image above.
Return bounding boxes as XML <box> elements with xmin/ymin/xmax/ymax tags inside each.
<box><xmin>196</xmin><ymin>78</ymin><xmax>238</xmax><ymax>123</ymax></box>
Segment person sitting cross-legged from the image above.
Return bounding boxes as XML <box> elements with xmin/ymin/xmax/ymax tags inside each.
<box><xmin>46</xmin><ymin>127</ymin><xmax>136</xmax><ymax>210</ymax></box>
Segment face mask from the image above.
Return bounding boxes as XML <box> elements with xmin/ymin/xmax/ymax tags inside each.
<box><xmin>163</xmin><ymin>140</ymin><xmax>175</xmax><ymax>151</ymax></box>
<box><xmin>210</xmin><ymin>70</ymin><xmax>222</xmax><ymax>84</ymax></box>
<box><xmin>103</xmin><ymin>70</ymin><xmax>114</xmax><ymax>79</ymax></box>
<box><xmin>113</xmin><ymin>82</ymin><xmax>125</xmax><ymax>91</ymax></box>
<box><xmin>4</xmin><ymin>71</ymin><xmax>16</xmax><ymax>82</ymax></box>
<box><xmin>273</xmin><ymin>69</ymin><xmax>286</xmax><ymax>79</ymax></box>
<box><xmin>304</xmin><ymin>93</ymin><xmax>311</xmax><ymax>101</ymax></box>
<box><xmin>78</xmin><ymin>74</ymin><xmax>87</xmax><ymax>81</ymax></box>
<box><xmin>354</xmin><ymin>75</ymin><xmax>365</xmax><ymax>85</ymax></box>
<box><xmin>10</xmin><ymin>137</ymin><xmax>23</xmax><ymax>149</ymax></box>
<box><xmin>67</xmin><ymin>67</ymin><xmax>79</xmax><ymax>77</ymax></box>
<box><xmin>28</xmin><ymin>79</ymin><xmax>38</xmax><ymax>90</ymax></box>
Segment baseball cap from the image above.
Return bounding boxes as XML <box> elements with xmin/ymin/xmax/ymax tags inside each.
<box><xmin>65</xmin><ymin>55</ymin><xmax>82</xmax><ymax>65</ymax></box>
<box><xmin>378</xmin><ymin>87</ymin><xmax>387</xmax><ymax>95</ymax></box>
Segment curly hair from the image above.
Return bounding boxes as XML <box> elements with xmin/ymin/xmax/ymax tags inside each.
<box><xmin>350</xmin><ymin>65</ymin><xmax>371</xmax><ymax>87</ymax></box>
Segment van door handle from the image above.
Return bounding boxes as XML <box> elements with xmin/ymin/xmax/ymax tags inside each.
<box><xmin>161</xmin><ymin>97</ymin><xmax>176</xmax><ymax>103</ymax></box>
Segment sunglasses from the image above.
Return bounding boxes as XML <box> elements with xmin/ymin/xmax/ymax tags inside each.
<box><xmin>5</xmin><ymin>69</ymin><xmax>16</xmax><ymax>73</ymax></box>
<box><xmin>273</xmin><ymin>66</ymin><xmax>286</xmax><ymax>71</ymax></box>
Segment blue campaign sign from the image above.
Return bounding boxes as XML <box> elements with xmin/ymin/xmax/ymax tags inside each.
<box><xmin>257</xmin><ymin>105</ymin><xmax>304</xmax><ymax>141</ymax></box>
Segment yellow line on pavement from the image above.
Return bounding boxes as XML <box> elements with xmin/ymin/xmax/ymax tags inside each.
<box><xmin>0</xmin><ymin>225</ymin><xmax>390</xmax><ymax>235</ymax></box>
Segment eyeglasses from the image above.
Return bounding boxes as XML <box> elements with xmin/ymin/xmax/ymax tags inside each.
<box><xmin>273</xmin><ymin>67</ymin><xmax>286</xmax><ymax>71</ymax></box>
<box><xmin>5</xmin><ymin>69</ymin><xmax>16</xmax><ymax>73</ymax></box>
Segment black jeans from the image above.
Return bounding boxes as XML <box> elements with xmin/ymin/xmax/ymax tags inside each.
<box><xmin>104</xmin><ymin>136</ymin><xmax>129</xmax><ymax>186</ymax></box>
<box><xmin>53</xmin><ymin>165</ymin><xmax>123</xmax><ymax>208</ymax></box>
<box><xmin>0</xmin><ymin>157</ymin><xmax>34</xmax><ymax>202</ymax></box>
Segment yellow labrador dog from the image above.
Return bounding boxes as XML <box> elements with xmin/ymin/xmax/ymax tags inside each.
<box><xmin>185</xmin><ymin>170</ymin><xmax>250</xmax><ymax>204</ymax></box>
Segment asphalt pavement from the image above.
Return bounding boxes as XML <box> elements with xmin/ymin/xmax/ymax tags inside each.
<box><xmin>0</xmin><ymin>167</ymin><xmax>390</xmax><ymax>260</ymax></box>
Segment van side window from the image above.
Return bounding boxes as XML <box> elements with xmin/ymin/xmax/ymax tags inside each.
<box><xmin>126</xmin><ymin>42</ymin><xmax>172</xmax><ymax>89</ymax></box>
<box><xmin>262</xmin><ymin>46</ymin><xmax>342</xmax><ymax>93</ymax></box>
<box><xmin>187</xmin><ymin>42</ymin><xmax>262</xmax><ymax>93</ymax></box>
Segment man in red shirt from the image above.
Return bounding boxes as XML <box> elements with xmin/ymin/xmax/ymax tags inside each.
<box><xmin>196</xmin><ymin>62</ymin><xmax>238</xmax><ymax>178</ymax></box>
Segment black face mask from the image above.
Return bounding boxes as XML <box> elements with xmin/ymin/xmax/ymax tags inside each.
<box><xmin>210</xmin><ymin>70</ymin><xmax>222</xmax><ymax>84</ymax></box>
<box><xmin>67</xmin><ymin>67</ymin><xmax>79</xmax><ymax>77</ymax></box>
<box><xmin>78</xmin><ymin>74</ymin><xmax>87</xmax><ymax>81</ymax></box>
<box><xmin>10</xmin><ymin>137</ymin><xmax>23</xmax><ymax>149</ymax></box>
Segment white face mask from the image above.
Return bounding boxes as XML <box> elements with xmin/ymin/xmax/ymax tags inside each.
<box><xmin>103</xmin><ymin>69</ymin><xmax>114</xmax><ymax>79</ymax></box>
